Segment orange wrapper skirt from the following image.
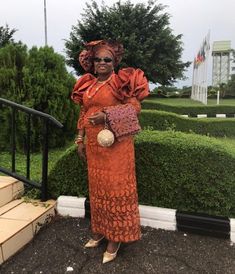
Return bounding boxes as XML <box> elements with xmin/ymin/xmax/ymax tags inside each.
<box><xmin>86</xmin><ymin>136</ymin><xmax>141</xmax><ymax>242</ymax></box>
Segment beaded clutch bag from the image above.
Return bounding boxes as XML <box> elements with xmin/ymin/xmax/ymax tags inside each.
<box><xmin>103</xmin><ymin>104</ymin><xmax>141</xmax><ymax>141</ymax></box>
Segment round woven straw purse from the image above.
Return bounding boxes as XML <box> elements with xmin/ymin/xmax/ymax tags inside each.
<box><xmin>97</xmin><ymin>116</ymin><xmax>114</xmax><ymax>147</ymax></box>
<box><xmin>97</xmin><ymin>128</ymin><xmax>114</xmax><ymax>147</ymax></box>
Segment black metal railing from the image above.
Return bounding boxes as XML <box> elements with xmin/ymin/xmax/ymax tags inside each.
<box><xmin>0</xmin><ymin>98</ymin><xmax>63</xmax><ymax>201</ymax></box>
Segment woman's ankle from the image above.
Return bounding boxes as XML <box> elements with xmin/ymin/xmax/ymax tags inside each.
<box><xmin>106</xmin><ymin>241</ymin><xmax>120</xmax><ymax>253</ymax></box>
<box><xmin>92</xmin><ymin>233</ymin><xmax>103</xmax><ymax>240</ymax></box>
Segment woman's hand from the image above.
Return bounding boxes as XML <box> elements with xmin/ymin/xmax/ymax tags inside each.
<box><xmin>77</xmin><ymin>143</ymin><xmax>86</xmax><ymax>161</ymax></box>
<box><xmin>88</xmin><ymin>112</ymin><xmax>106</xmax><ymax>125</ymax></box>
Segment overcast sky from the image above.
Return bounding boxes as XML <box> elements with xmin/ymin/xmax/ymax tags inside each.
<box><xmin>1</xmin><ymin>0</ymin><xmax>235</xmax><ymax>87</ymax></box>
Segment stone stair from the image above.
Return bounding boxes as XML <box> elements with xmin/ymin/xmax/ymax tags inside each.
<box><xmin>0</xmin><ymin>176</ymin><xmax>56</xmax><ymax>265</ymax></box>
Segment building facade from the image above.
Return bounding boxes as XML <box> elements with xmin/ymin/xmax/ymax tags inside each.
<box><xmin>212</xmin><ymin>41</ymin><xmax>235</xmax><ymax>86</ymax></box>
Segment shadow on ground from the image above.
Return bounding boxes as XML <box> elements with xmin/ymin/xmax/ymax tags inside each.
<box><xmin>1</xmin><ymin>216</ymin><xmax>235</xmax><ymax>274</ymax></box>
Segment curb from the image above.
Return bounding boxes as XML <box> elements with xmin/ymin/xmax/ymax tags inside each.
<box><xmin>181</xmin><ymin>114</ymin><xmax>235</xmax><ymax>118</ymax></box>
<box><xmin>57</xmin><ymin>196</ymin><xmax>235</xmax><ymax>243</ymax></box>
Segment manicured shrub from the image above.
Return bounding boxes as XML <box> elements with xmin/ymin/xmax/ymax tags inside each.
<box><xmin>140</xmin><ymin>110</ymin><xmax>235</xmax><ymax>137</ymax></box>
<box><xmin>48</xmin><ymin>145</ymin><xmax>88</xmax><ymax>198</ymax></box>
<box><xmin>48</xmin><ymin>130</ymin><xmax>235</xmax><ymax>217</ymax></box>
<box><xmin>141</xmin><ymin>100</ymin><xmax>235</xmax><ymax>116</ymax></box>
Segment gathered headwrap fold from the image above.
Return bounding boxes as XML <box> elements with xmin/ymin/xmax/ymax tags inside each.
<box><xmin>78</xmin><ymin>40</ymin><xmax>124</xmax><ymax>72</ymax></box>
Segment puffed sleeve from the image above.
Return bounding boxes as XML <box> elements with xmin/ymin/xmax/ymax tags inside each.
<box><xmin>103</xmin><ymin>68</ymin><xmax>149</xmax><ymax>140</ymax></box>
<box><xmin>71</xmin><ymin>73</ymin><xmax>96</xmax><ymax>130</ymax></box>
<box><xmin>71</xmin><ymin>73</ymin><xmax>96</xmax><ymax>105</ymax></box>
<box><xmin>76</xmin><ymin>106</ymin><xmax>86</xmax><ymax>130</ymax></box>
<box><xmin>123</xmin><ymin>97</ymin><xmax>141</xmax><ymax>114</ymax></box>
<box><xmin>109</xmin><ymin>67</ymin><xmax>149</xmax><ymax>101</ymax></box>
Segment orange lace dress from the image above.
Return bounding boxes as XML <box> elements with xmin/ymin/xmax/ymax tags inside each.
<box><xmin>71</xmin><ymin>68</ymin><xmax>149</xmax><ymax>242</ymax></box>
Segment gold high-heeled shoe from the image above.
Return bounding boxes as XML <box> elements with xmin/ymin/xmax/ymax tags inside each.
<box><xmin>102</xmin><ymin>242</ymin><xmax>121</xmax><ymax>264</ymax></box>
<box><xmin>84</xmin><ymin>236</ymin><xmax>104</xmax><ymax>248</ymax></box>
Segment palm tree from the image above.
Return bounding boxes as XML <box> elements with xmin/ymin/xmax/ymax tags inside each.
<box><xmin>0</xmin><ymin>24</ymin><xmax>17</xmax><ymax>48</ymax></box>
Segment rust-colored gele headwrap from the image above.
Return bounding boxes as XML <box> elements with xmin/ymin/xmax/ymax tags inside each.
<box><xmin>78</xmin><ymin>40</ymin><xmax>124</xmax><ymax>72</ymax></box>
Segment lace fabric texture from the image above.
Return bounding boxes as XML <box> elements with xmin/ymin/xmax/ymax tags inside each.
<box><xmin>86</xmin><ymin>138</ymin><xmax>140</xmax><ymax>242</ymax></box>
<box><xmin>71</xmin><ymin>69</ymin><xmax>149</xmax><ymax>242</ymax></box>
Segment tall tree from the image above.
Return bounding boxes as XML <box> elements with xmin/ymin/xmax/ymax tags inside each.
<box><xmin>21</xmin><ymin>46</ymin><xmax>78</xmax><ymax>150</ymax></box>
<box><xmin>0</xmin><ymin>43</ymin><xmax>27</xmax><ymax>100</ymax></box>
<box><xmin>0</xmin><ymin>44</ymin><xmax>77</xmax><ymax>151</ymax></box>
<box><xmin>0</xmin><ymin>24</ymin><xmax>17</xmax><ymax>48</ymax></box>
<box><xmin>0</xmin><ymin>43</ymin><xmax>27</xmax><ymax>150</ymax></box>
<box><xmin>65</xmin><ymin>0</ymin><xmax>190</xmax><ymax>85</ymax></box>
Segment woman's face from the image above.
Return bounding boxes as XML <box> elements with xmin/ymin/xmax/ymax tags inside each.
<box><xmin>94</xmin><ymin>50</ymin><xmax>114</xmax><ymax>77</ymax></box>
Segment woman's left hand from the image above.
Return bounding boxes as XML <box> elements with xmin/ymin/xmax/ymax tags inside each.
<box><xmin>88</xmin><ymin>112</ymin><xmax>106</xmax><ymax>125</ymax></box>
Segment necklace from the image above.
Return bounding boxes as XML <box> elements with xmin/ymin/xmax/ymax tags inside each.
<box><xmin>86</xmin><ymin>74</ymin><xmax>113</xmax><ymax>99</ymax></box>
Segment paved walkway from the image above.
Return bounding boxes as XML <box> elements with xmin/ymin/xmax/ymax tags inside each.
<box><xmin>1</xmin><ymin>216</ymin><xmax>235</xmax><ymax>274</ymax></box>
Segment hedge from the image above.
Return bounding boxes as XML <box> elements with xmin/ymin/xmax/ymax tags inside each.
<box><xmin>140</xmin><ymin>110</ymin><xmax>235</xmax><ymax>137</ymax></box>
<box><xmin>141</xmin><ymin>100</ymin><xmax>235</xmax><ymax>116</ymax></box>
<box><xmin>48</xmin><ymin>130</ymin><xmax>235</xmax><ymax>217</ymax></box>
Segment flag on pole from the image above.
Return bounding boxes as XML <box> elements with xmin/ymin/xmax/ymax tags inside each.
<box><xmin>191</xmin><ymin>31</ymin><xmax>210</xmax><ymax>105</ymax></box>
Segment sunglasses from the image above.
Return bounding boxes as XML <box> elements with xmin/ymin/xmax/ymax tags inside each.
<box><xmin>93</xmin><ymin>57</ymin><xmax>113</xmax><ymax>63</ymax></box>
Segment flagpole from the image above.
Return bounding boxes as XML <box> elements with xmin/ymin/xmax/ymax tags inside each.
<box><xmin>204</xmin><ymin>31</ymin><xmax>210</xmax><ymax>105</ymax></box>
<box><xmin>44</xmin><ymin>0</ymin><xmax>48</xmax><ymax>46</ymax></box>
<box><xmin>191</xmin><ymin>59</ymin><xmax>195</xmax><ymax>100</ymax></box>
<box><xmin>192</xmin><ymin>32</ymin><xmax>210</xmax><ymax>104</ymax></box>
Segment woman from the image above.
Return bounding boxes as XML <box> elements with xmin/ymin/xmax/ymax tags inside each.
<box><xmin>71</xmin><ymin>40</ymin><xmax>149</xmax><ymax>263</ymax></box>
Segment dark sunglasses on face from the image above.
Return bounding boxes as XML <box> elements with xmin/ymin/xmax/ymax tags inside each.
<box><xmin>93</xmin><ymin>57</ymin><xmax>113</xmax><ymax>63</ymax></box>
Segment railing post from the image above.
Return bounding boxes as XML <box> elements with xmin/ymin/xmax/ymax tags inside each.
<box><xmin>41</xmin><ymin>120</ymin><xmax>49</xmax><ymax>201</ymax></box>
<box><xmin>26</xmin><ymin>113</ymin><xmax>31</xmax><ymax>179</ymax></box>
<box><xmin>0</xmin><ymin>98</ymin><xmax>63</xmax><ymax>200</ymax></box>
<box><xmin>11</xmin><ymin>108</ymin><xmax>16</xmax><ymax>173</ymax></box>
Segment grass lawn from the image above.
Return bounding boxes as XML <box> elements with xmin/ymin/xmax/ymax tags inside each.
<box><xmin>145</xmin><ymin>98</ymin><xmax>235</xmax><ymax>106</ymax></box>
<box><xmin>0</xmin><ymin>141</ymin><xmax>74</xmax><ymax>183</ymax></box>
<box><xmin>207</xmin><ymin>99</ymin><xmax>235</xmax><ymax>105</ymax></box>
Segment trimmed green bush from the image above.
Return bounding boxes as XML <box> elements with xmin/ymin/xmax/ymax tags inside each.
<box><xmin>140</xmin><ymin>110</ymin><xmax>235</xmax><ymax>137</ymax></box>
<box><xmin>48</xmin><ymin>130</ymin><xmax>235</xmax><ymax>217</ymax></box>
<box><xmin>142</xmin><ymin>100</ymin><xmax>235</xmax><ymax>116</ymax></box>
<box><xmin>0</xmin><ymin>44</ymin><xmax>78</xmax><ymax>151</ymax></box>
<box><xmin>48</xmin><ymin>145</ymin><xmax>89</xmax><ymax>198</ymax></box>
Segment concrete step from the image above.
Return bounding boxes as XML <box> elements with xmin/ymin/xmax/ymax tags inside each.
<box><xmin>0</xmin><ymin>199</ymin><xmax>24</xmax><ymax>216</ymax></box>
<box><xmin>0</xmin><ymin>176</ymin><xmax>56</xmax><ymax>265</ymax></box>
<box><xmin>0</xmin><ymin>198</ymin><xmax>56</xmax><ymax>265</ymax></box>
<box><xmin>0</xmin><ymin>176</ymin><xmax>24</xmax><ymax>207</ymax></box>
